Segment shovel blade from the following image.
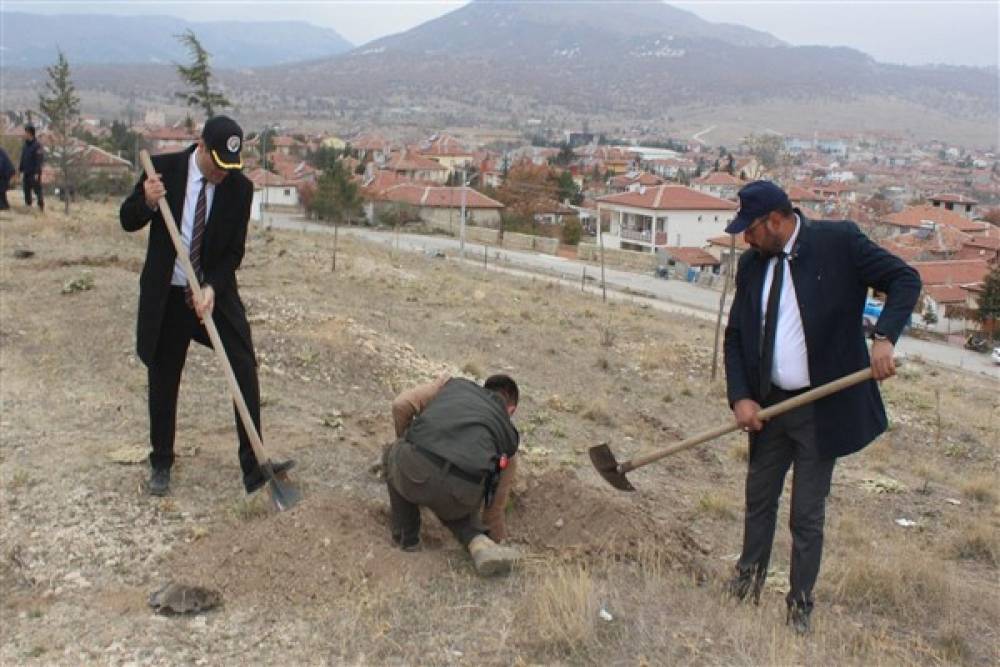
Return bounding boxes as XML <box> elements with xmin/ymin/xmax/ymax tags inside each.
<box><xmin>588</xmin><ymin>442</ymin><xmax>635</xmax><ymax>492</ymax></box>
<box><xmin>261</xmin><ymin>462</ymin><xmax>303</xmax><ymax>511</ymax></box>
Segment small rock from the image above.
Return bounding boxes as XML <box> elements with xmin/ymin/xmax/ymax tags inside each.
<box><xmin>555</xmin><ymin>518</ymin><xmax>564</xmax><ymax>529</ymax></box>
<box><xmin>599</xmin><ymin>608</ymin><xmax>614</xmax><ymax>622</ymax></box>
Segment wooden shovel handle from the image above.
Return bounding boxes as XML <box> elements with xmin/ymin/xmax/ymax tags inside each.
<box><xmin>138</xmin><ymin>150</ymin><xmax>270</xmax><ymax>466</ymax></box>
<box><xmin>623</xmin><ymin>366</ymin><xmax>878</xmax><ymax>473</ymax></box>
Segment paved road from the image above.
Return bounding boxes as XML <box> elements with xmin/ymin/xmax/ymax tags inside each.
<box><xmin>263</xmin><ymin>213</ymin><xmax>1000</xmax><ymax>380</ymax></box>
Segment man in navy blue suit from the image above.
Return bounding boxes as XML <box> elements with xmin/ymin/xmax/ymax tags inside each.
<box><xmin>723</xmin><ymin>181</ymin><xmax>920</xmax><ymax>633</ymax></box>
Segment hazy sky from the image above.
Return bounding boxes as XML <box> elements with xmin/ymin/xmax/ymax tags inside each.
<box><xmin>7</xmin><ymin>1</ymin><xmax>999</xmax><ymax>68</ymax></box>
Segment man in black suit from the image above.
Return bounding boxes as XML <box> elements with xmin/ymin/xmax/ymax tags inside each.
<box><xmin>723</xmin><ymin>181</ymin><xmax>920</xmax><ymax>633</ymax></box>
<box><xmin>120</xmin><ymin>116</ymin><xmax>291</xmax><ymax>496</ymax></box>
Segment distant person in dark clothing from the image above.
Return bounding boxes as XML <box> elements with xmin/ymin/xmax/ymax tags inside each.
<box><xmin>0</xmin><ymin>147</ymin><xmax>14</xmax><ymax>210</ymax></box>
<box><xmin>19</xmin><ymin>125</ymin><xmax>44</xmax><ymax>211</ymax></box>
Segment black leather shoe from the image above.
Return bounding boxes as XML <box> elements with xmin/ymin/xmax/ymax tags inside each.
<box><xmin>786</xmin><ymin>604</ymin><xmax>811</xmax><ymax>635</ymax></box>
<box><xmin>725</xmin><ymin>569</ymin><xmax>763</xmax><ymax>605</ymax></box>
<box><xmin>245</xmin><ymin>459</ymin><xmax>296</xmax><ymax>494</ymax></box>
<box><xmin>148</xmin><ymin>468</ymin><xmax>170</xmax><ymax>496</ymax></box>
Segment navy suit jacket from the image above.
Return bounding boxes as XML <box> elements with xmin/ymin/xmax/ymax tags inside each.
<box><xmin>120</xmin><ymin>146</ymin><xmax>254</xmax><ymax>365</ymax></box>
<box><xmin>724</xmin><ymin>212</ymin><xmax>921</xmax><ymax>459</ymax></box>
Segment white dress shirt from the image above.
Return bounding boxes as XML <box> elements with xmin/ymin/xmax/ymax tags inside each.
<box><xmin>171</xmin><ymin>151</ymin><xmax>216</xmax><ymax>286</ymax></box>
<box><xmin>760</xmin><ymin>215</ymin><xmax>811</xmax><ymax>390</ymax></box>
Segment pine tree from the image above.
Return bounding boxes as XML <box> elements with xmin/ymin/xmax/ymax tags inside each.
<box><xmin>976</xmin><ymin>262</ymin><xmax>1000</xmax><ymax>339</ymax></box>
<box><xmin>309</xmin><ymin>161</ymin><xmax>364</xmax><ymax>271</ymax></box>
<box><xmin>39</xmin><ymin>49</ymin><xmax>82</xmax><ymax>214</ymax></box>
<box><xmin>175</xmin><ymin>30</ymin><xmax>230</xmax><ymax>118</ymax></box>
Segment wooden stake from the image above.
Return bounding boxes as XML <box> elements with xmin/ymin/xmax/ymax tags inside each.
<box><xmin>711</xmin><ymin>234</ymin><xmax>737</xmax><ymax>381</ymax></box>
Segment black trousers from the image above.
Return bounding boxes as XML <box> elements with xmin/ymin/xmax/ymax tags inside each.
<box><xmin>0</xmin><ymin>175</ymin><xmax>10</xmax><ymax>209</ymax></box>
<box><xmin>22</xmin><ymin>172</ymin><xmax>43</xmax><ymax>210</ymax></box>
<box><xmin>737</xmin><ymin>389</ymin><xmax>836</xmax><ymax>611</ymax></box>
<box><xmin>147</xmin><ymin>287</ymin><xmax>262</xmax><ymax>490</ymax></box>
<box><xmin>384</xmin><ymin>439</ymin><xmax>486</xmax><ymax>548</ymax></box>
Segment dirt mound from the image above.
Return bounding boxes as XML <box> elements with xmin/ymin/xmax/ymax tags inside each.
<box><xmin>165</xmin><ymin>494</ymin><xmax>457</xmax><ymax>607</ymax></box>
<box><xmin>165</xmin><ymin>470</ymin><xmax>707</xmax><ymax>607</ymax></box>
<box><xmin>511</xmin><ymin>469</ymin><xmax>707</xmax><ymax>575</ymax></box>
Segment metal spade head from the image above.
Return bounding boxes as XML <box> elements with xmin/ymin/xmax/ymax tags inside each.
<box><xmin>263</xmin><ymin>462</ymin><xmax>303</xmax><ymax>511</ymax></box>
<box><xmin>588</xmin><ymin>442</ymin><xmax>635</xmax><ymax>492</ymax></box>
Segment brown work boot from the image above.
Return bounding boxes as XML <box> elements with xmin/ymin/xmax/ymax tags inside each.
<box><xmin>467</xmin><ymin>534</ymin><xmax>521</xmax><ymax>576</ymax></box>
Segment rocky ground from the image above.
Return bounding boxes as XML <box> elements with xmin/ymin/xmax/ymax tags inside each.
<box><xmin>1</xmin><ymin>202</ymin><xmax>997</xmax><ymax>665</ymax></box>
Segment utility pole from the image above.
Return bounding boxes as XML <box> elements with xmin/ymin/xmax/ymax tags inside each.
<box><xmin>261</xmin><ymin>126</ymin><xmax>271</xmax><ymax>227</ymax></box>
<box><xmin>459</xmin><ymin>166</ymin><xmax>467</xmax><ymax>258</ymax></box>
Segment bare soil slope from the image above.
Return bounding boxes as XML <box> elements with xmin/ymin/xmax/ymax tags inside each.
<box><xmin>1</xmin><ymin>203</ymin><xmax>997</xmax><ymax>665</ymax></box>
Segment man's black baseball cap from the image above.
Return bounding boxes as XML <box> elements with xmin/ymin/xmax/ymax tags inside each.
<box><xmin>201</xmin><ymin>115</ymin><xmax>243</xmax><ymax>171</ymax></box>
<box><xmin>725</xmin><ymin>180</ymin><xmax>791</xmax><ymax>234</ymax></box>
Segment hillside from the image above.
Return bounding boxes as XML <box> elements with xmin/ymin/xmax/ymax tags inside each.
<box><xmin>1</xmin><ymin>2</ymin><xmax>996</xmax><ymax>146</ymax></box>
<box><xmin>0</xmin><ymin>202</ymin><xmax>998</xmax><ymax>664</ymax></box>
<box><xmin>0</xmin><ymin>12</ymin><xmax>353</xmax><ymax>68</ymax></box>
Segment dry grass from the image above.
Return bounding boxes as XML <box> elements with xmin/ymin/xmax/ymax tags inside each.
<box><xmin>3</xmin><ymin>203</ymin><xmax>1000</xmax><ymax>665</ymax></box>
<box><xmin>460</xmin><ymin>360</ymin><xmax>484</xmax><ymax>378</ymax></box>
<box><xmin>960</xmin><ymin>473</ymin><xmax>999</xmax><ymax>504</ymax></box>
<box><xmin>729</xmin><ymin>441</ymin><xmax>748</xmax><ymax>462</ymax></box>
<box><xmin>582</xmin><ymin>400</ymin><xmax>614</xmax><ymax>426</ymax></box>
<box><xmin>828</xmin><ymin>545</ymin><xmax>951</xmax><ymax>619</ymax></box>
<box><xmin>521</xmin><ymin>562</ymin><xmax>600</xmax><ymax>657</ymax></box>
<box><xmin>696</xmin><ymin>492</ymin><xmax>737</xmax><ymax>520</ymax></box>
<box><xmin>948</xmin><ymin>523</ymin><xmax>999</xmax><ymax>566</ymax></box>
<box><xmin>230</xmin><ymin>495</ymin><xmax>272</xmax><ymax>521</ymax></box>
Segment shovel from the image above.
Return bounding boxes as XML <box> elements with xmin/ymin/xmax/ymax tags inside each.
<box><xmin>590</xmin><ymin>366</ymin><xmax>881</xmax><ymax>491</ymax></box>
<box><xmin>139</xmin><ymin>150</ymin><xmax>302</xmax><ymax>511</ymax></box>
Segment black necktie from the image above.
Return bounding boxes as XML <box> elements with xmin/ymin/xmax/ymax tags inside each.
<box><xmin>185</xmin><ymin>178</ymin><xmax>207</xmax><ymax>309</ymax></box>
<box><xmin>759</xmin><ymin>251</ymin><xmax>787</xmax><ymax>398</ymax></box>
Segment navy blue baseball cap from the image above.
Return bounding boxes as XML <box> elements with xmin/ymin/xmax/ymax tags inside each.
<box><xmin>725</xmin><ymin>180</ymin><xmax>791</xmax><ymax>234</ymax></box>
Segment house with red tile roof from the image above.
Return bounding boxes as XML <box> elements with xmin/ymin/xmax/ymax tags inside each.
<box><xmin>704</xmin><ymin>234</ymin><xmax>750</xmax><ymax>272</ymax></box>
<box><xmin>382</xmin><ymin>150</ymin><xmax>449</xmax><ymax>184</ymax></box>
<box><xmin>691</xmin><ymin>171</ymin><xmax>741</xmax><ymax>200</ymax></box>
<box><xmin>609</xmin><ymin>171</ymin><xmax>664</xmax><ymax>193</ymax></box>
<box><xmin>659</xmin><ymin>246</ymin><xmax>721</xmax><ymax>278</ymax></box>
<box><xmin>880</xmin><ymin>205</ymin><xmax>989</xmax><ymax>236</ymax></box>
<box><xmin>912</xmin><ymin>259</ymin><xmax>990</xmax><ymax>287</ymax></box>
<box><xmin>368</xmin><ymin>183</ymin><xmax>503</xmax><ymax>230</ymax></box>
<box><xmin>144</xmin><ymin>126</ymin><xmax>198</xmax><ymax>154</ymax></box>
<box><xmin>785</xmin><ymin>184</ymin><xmax>824</xmax><ymax>207</ymax></box>
<box><xmin>246</xmin><ymin>167</ymin><xmax>300</xmax><ymax>208</ymax></box>
<box><xmin>885</xmin><ymin>224</ymin><xmax>973</xmax><ymax>261</ymax></box>
<box><xmin>270</xmin><ymin>135</ymin><xmax>307</xmax><ymax>158</ymax></box>
<box><xmin>597</xmin><ymin>185</ymin><xmax>737</xmax><ymax>253</ymax></box>
<box><xmin>351</xmin><ymin>132</ymin><xmax>393</xmax><ymax>163</ymax></box>
<box><xmin>911</xmin><ymin>259</ymin><xmax>992</xmax><ymax>333</ymax></box>
<box><xmin>267</xmin><ymin>153</ymin><xmax>318</xmax><ymax>184</ymax></box>
<box><xmin>929</xmin><ymin>192</ymin><xmax>977</xmax><ymax>219</ymax></box>
<box><xmin>416</xmin><ymin>133</ymin><xmax>474</xmax><ymax>174</ymax></box>
<box><xmin>813</xmin><ymin>182</ymin><xmax>857</xmax><ymax>203</ymax></box>
<box><xmin>533</xmin><ymin>199</ymin><xmax>578</xmax><ymax>226</ymax></box>
<box><xmin>953</xmin><ymin>227</ymin><xmax>1000</xmax><ymax>264</ymax></box>
<box><xmin>79</xmin><ymin>145</ymin><xmax>132</xmax><ymax>175</ymax></box>
<box><xmin>878</xmin><ymin>239</ymin><xmax>923</xmax><ymax>263</ymax></box>
<box><xmin>643</xmin><ymin>157</ymin><xmax>697</xmax><ymax>179</ymax></box>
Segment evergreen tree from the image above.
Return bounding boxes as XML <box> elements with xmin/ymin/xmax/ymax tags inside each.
<box><xmin>175</xmin><ymin>30</ymin><xmax>230</xmax><ymax>118</ymax></box>
<box><xmin>311</xmin><ymin>161</ymin><xmax>363</xmax><ymax>225</ymax></box>
<box><xmin>976</xmin><ymin>263</ymin><xmax>1000</xmax><ymax>339</ymax></box>
<box><xmin>39</xmin><ymin>49</ymin><xmax>82</xmax><ymax>214</ymax></box>
<box><xmin>310</xmin><ymin>161</ymin><xmax>364</xmax><ymax>272</ymax></box>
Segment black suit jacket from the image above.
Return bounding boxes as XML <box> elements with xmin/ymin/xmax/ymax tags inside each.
<box><xmin>120</xmin><ymin>146</ymin><xmax>254</xmax><ymax>365</ymax></box>
<box><xmin>724</xmin><ymin>212</ymin><xmax>921</xmax><ymax>458</ymax></box>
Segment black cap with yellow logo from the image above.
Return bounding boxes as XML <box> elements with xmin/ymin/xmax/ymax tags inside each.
<box><xmin>201</xmin><ymin>115</ymin><xmax>244</xmax><ymax>171</ymax></box>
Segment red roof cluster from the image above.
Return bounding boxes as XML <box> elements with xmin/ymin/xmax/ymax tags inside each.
<box><xmin>598</xmin><ymin>185</ymin><xmax>738</xmax><ymax>211</ymax></box>
<box><xmin>377</xmin><ymin>184</ymin><xmax>503</xmax><ymax>209</ymax></box>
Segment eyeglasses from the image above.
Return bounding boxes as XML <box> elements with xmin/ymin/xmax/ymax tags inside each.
<box><xmin>744</xmin><ymin>215</ymin><xmax>767</xmax><ymax>235</ymax></box>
